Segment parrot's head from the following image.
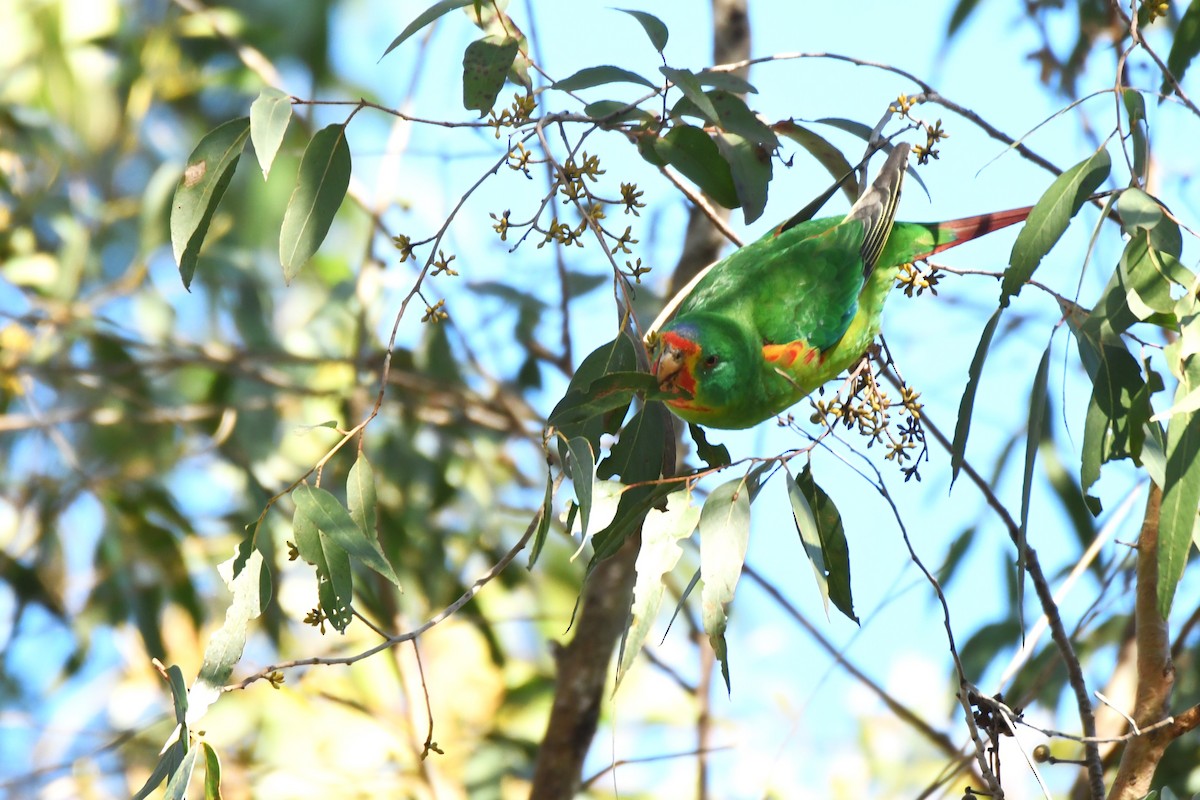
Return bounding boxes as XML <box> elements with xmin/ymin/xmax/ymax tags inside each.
<box><xmin>651</xmin><ymin>314</ymin><xmax>758</xmax><ymax>426</ymax></box>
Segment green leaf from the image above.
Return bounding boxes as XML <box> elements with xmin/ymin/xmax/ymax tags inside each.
<box><xmin>380</xmin><ymin>0</ymin><xmax>475</xmax><ymax>60</ymax></box>
<box><xmin>772</xmin><ymin>120</ymin><xmax>858</xmax><ymax>203</ymax></box>
<box><xmin>689</xmin><ymin>422</ymin><xmax>730</xmax><ymax>469</ymax></box>
<box><xmin>293</xmin><ymin>485</ymin><xmax>401</xmax><ymax>587</ymax></box>
<box><xmin>527</xmin><ymin>468</ymin><xmax>554</xmax><ymax>569</ymax></box>
<box><xmin>583</xmin><ymin>100</ymin><xmax>656</xmax><ymax>126</ymax></box>
<box><xmin>279</xmin><ymin>123</ymin><xmax>351</xmax><ymax>282</ymax></box>
<box><xmin>548</xmin><ymin>334</ymin><xmax>638</xmax><ymax>455</ymax></box>
<box><xmin>617</xmin><ymin>491</ymin><xmax>700</xmax><ymax>686</ymax></box>
<box><xmin>1122</xmin><ymin>89</ymin><xmax>1148</xmax><ymax>180</ymax></box>
<box><xmin>166</xmin><ymin>663</ymin><xmax>188</xmax><ymax>724</ymax></box>
<box><xmin>699</xmin><ymin>477</ymin><xmax>752</xmax><ymax>692</ymax></box>
<box><xmin>548</xmin><ymin>371</ymin><xmax>666</xmax><ymax>428</ymax></box>
<box><xmin>566</xmin><ymin>436</ymin><xmax>597</xmax><ymax>538</ymax></box>
<box><xmin>133</xmin><ymin>738</ymin><xmax>187</xmax><ymax>800</ymax></box>
<box><xmin>170</xmin><ymin>117</ymin><xmax>251</xmax><ymax>289</ymax></box>
<box><xmin>655</xmin><ymin>123</ymin><xmax>739</xmax><ymax>209</ymax></box>
<box><xmin>185</xmin><ymin>547</ymin><xmax>267</xmax><ymax>726</ymax></box>
<box><xmin>201</xmin><ymin>742</ymin><xmax>222</xmax><ymax>800</ymax></box>
<box><xmin>587</xmin><ymin>405</ymin><xmax>669</xmax><ymax>565</ymax></box>
<box><xmin>1163</xmin><ymin>0</ymin><xmax>1200</xmax><ymax>94</ymax></box>
<box><xmin>793</xmin><ymin>465</ymin><xmax>855</xmax><ymax>623</ymax></box>
<box><xmin>249</xmin><ymin>87</ymin><xmax>291</xmax><ymax>179</ymax></box>
<box><xmin>661</xmin><ymin>66</ymin><xmax>720</xmax><ymax>125</ymax></box>
<box><xmin>947</xmin><ymin>0</ymin><xmax>983</xmax><ymax>35</ymax></box>
<box><xmin>617</xmin><ymin>8</ymin><xmax>668</xmax><ymax>52</ymax></box>
<box><xmin>1080</xmin><ymin>339</ymin><xmax>1154</xmax><ymax>514</ymax></box>
<box><xmin>673</xmin><ymin>90</ymin><xmax>778</xmax><ymax>150</ymax></box>
<box><xmin>162</xmin><ymin>745</ymin><xmax>200</xmax><ymax>800</ymax></box>
<box><xmin>1118</xmin><ymin>230</ymin><xmax>1180</xmax><ymax>321</ymax></box>
<box><xmin>785</xmin><ymin>468</ymin><xmax>831</xmax><ymax>618</ymax></box>
<box><xmin>1159</xmin><ymin>330</ymin><xmax>1200</xmax><ymax>618</ymax></box>
<box><xmin>554</xmin><ymin>65</ymin><xmax>657</xmax><ymax>92</ymax></box>
<box><xmin>1117</xmin><ymin>187</ymin><xmax>1163</xmax><ymax>232</ymax></box>
<box><xmin>716</xmin><ymin>132</ymin><xmax>772</xmax><ymax>224</ymax></box>
<box><xmin>695</xmin><ymin>69</ymin><xmax>757</xmax><ymax>94</ymax></box>
<box><xmin>347</xmin><ymin>453</ymin><xmax>378</xmax><ymax>539</ymax></box>
<box><xmin>1002</xmin><ymin>147</ymin><xmax>1110</xmax><ymax>307</ymax></box>
<box><xmin>293</xmin><ymin>495</ymin><xmax>354</xmax><ymax>632</ymax></box>
<box><xmin>951</xmin><ymin>308</ymin><xmax>1002</xmax><ymax>486</ymax></box>
<box><xmin>1017</xmin><ymin>343</ymin><xmax>1053</xmax><ymax>622</ymax></box>
<box><xmin>462</xmin><ymin>35</ymin><xmax>520</xmax><ymax>116</ymax></box>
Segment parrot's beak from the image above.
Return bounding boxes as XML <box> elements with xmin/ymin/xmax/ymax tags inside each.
<box><xmin>654</xmin><ymin>345</ymin><xmax>685</xmax><ymax>392</ymax></box>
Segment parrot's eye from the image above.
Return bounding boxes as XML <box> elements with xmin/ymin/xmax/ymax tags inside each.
<box><xmin>703</xmin><ymin>354</ymin><xmax>720</xmax><ymax>369</ymax></box>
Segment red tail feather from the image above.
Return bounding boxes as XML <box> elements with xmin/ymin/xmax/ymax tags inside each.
<box><xmin>915</xmin><ymin>205</ymin><xmax>1035</xmax><ymax>260</ymax></box>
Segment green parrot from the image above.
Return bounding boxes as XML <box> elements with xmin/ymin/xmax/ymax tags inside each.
<box><xmin>649</xmin><ymin>143</ymin><xmax>1033</xmax><ymax>430</ymax></box>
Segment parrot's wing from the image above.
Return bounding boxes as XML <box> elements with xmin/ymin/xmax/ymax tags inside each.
<box><xmin>752</xmin><ymin>143</ymin><xmax>910</xmax><ymax>350</ymax></box>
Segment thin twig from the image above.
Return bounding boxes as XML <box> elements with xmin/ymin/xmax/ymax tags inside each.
<box><xmin>225</xmin><ymin>507</ymin><xmax>542</xmax><ymax>691</ymax></box>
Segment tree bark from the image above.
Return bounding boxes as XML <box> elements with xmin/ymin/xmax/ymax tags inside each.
<box><xmin>1107</xmin><ymin>484</ymin><xmax>1176</xmax><ymax>800</ymax></box>
<box><xmin>528</xmin><ymin>4</ymin><xmax>750</xmax><ymax>797</ymax></box>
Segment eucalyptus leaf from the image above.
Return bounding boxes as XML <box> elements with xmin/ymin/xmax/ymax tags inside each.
<box><xmin>699</xmin><ymin>477</ymin><xmax>752</xmax><ymax>692</ymax></box>
<box><xmin>249</xmin><ymin>87</ymin><xmax>291</xmax><ymax>179</ymax></box>
<box><xmin>617</xmin><ymin>491</ymin><xmax>700</xmax><ymax>686</ymax></box>
<box><xmin>280</xmin><ymin>124</ymin><xmax>351</xmax><ymax>282</ymax></box>
<box><xmin>171</xmin><ymin>117</ymin><xmax>251</xmax><ymax>289</ymax></box>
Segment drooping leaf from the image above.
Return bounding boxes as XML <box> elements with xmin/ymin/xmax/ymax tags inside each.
<box><xmin>555</xmin><ymin>65</ymin><xmax>657</xmax><ymax>92</ymax></box>
<box><xmin>279</xmin><ymin>123</ymin><xmax>351</xmax><ymax>282</ymax></box>
<box><xmin>347</xmin><ymin>452</ymin><xmax>378</xmax><ymax>539</ymax></box>
<box><xmin>185</xmin><ymin>548</ymin><xmax>267</xmax><ymax>727</ymax></box>
<box><xmin>162</xmin><ymin>745</ymin><xmax>200</xmax><ymax>800</ymax></box>
<box><xmin>462</xmin><ymin>35</ymin><xmax>520</xmax><ymax>115</ymax></box>
<box><xmin>947</xmin><ymin>0</ymin><xmax>984</xmax><ymax>35</ymax></box>
<box><xmin>583</xmin><ymin>100</ymin><xmax>657</xmax><ymax>126</ymax></box>
<box><xmin>1002</xmin><ymin>147</ymin><xmax>1110</xmax><ymax>307</ymax></box>
<box><xmin>661</xmin><ymin>66</ymin><xmax>720</xmax><ymax>125</ymax></box>
<box><xmin>1117</xmin><ymin>186</ymin><xmax>1162</xmax><ymax>232</ymax></box>
<box><xmin>673</xmin><ymin>90</ymin><xmax>778</xmax><ymax>150</ymax></box>
<box><xmin>1123</xmin><ymin>89</ymin><xmax>1148</xmax><ymax>180</ymax></box>
<box><xmin>655</xmin><ymin>123</ymin><xmax>739</xmax><ymax>209</ymax></box>
<box><xmin>785</xmin><ymin>468</ymin><xmax>831</xmax><ymax>618</ymax></box>
<box><xmin>794</xmin><ymin>465</ymin><xmax>855</xmax><ymax>623</ymax></box>
<box><xmin>566</xmin><ymin>436</ymin><xmax>597</xmax><ymax>538</ymax></box>
<box><xmin>617</xmin><ymin>8</ymin><xmax>668</xmax><ymax>52</ymax></box>
<box><xmin>699</xmin><ymin>477</ymin><xmax>752</xmax><ymax>692</ymax></box>
<box><xmin>715</xmin><ymin>132</ymin><xmax>771</xmax><ymax>224</ymax></box>
<box><xmin>292</xmin><ymin>485</ymin><xmax>401</xmax><ymax>587</ymax></box>
<box><xmin>1158</xmin><ymin>299</ymin><xmax>1200</xmax><ymax>618</ymax></box>
<box><xmin>170</xmin><ymin>117</ymin><xmax>251</xmax><ymax>289</ymax></box>
<box><xmin>1016</xmin><ymin>343</ymin><xmax>1053</xmax><ymax>625</ymax></box>
<box><xmin>166</xmin><ymin>663</ymin><xmax>188</xmax><ymax>724</ymax></box>
<box><xmin>133</xmin><ymin>739</ymin><xmax>187</xmax><ymax>800</ymax></box>
<box><xmin>688</xmin><ymin>422</ymin><xmax>730</xmax><ymax>469</ymax></box>
<box><xmin>1080</xmin><ymin>339</ymin><xmax>1154</xmax><ymax>514</ymax></box>
<box><xmin>587</xmin><ymin>405</ymin><xmax>670</xmax><ymax>566</ymax></box>
<box><xmin>380</xmin><ymin>0</ymin><xmax>475</xmax><ymax>60</ymax></box>
<box><xmin>201</xmin><ymin>742</ymin><xmax>223</xmax><ymax>800</ymax></box>
<box><xmin>548</xmin><ymin>371</ymin><xmax>667</xmax><ymax>428</ymax></box>
<box><xmin>772</xmin><ymin>120</ymin><xmax>858</xmax><ymax>204</ymax></box>
<box><xmin>1163</xmin><ymin>0</ymin><xmax>1200</xmax><ymax>95</ymax></box>
<box><xmin>527</xmin><ymin>468</ymin><xmax>555</xmax><ymax>569</ymax></box>
<box><xmin>617</xmin><ymin>491</ymin><xmax>701</xmax><ymax>686</ymax></box>
<box><xmin>695</xmin><ymin>68</ymin><xmax>757</xmax><ymax>94</ymax></box>
<box><xmin>548</xmin><ymin>334</ymin><xmax>638</xmax><ymax>455</ymax></box>
<box><xmin>293</xmin><ymin>495</ymin><xmax>354</xmax><ymax>632</ymax></box>
<box><xmin>951</xmin><ymin>308</ymin><xmax>1002</xmax><ymax>486</ymax></box>
<box><xmin>249</xmin><ymin>87</ymin><xmax>292</xmax><ymax>179</ymax></box>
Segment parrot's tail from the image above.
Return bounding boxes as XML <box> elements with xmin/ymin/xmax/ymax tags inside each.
<box><xmin>914</xmin><ymin>205</ymin><xmax>1035</xmax><ymax>261</ymax></box>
